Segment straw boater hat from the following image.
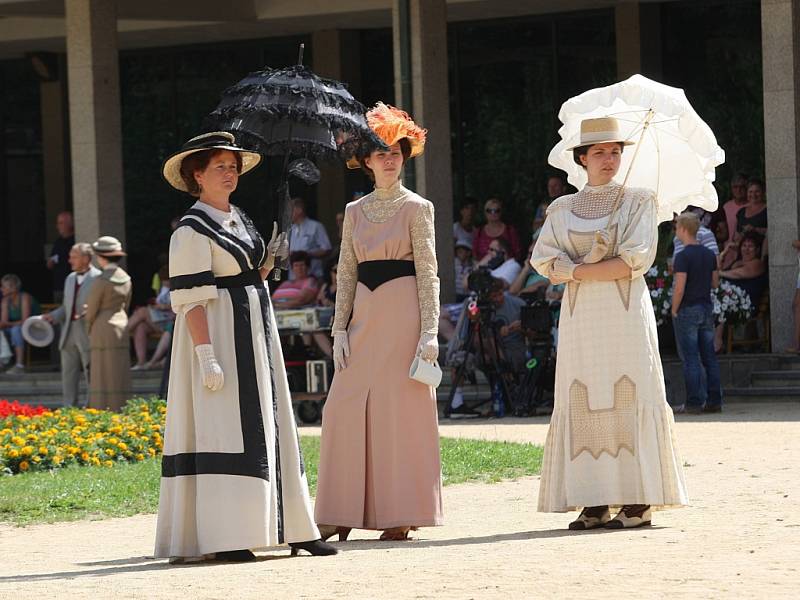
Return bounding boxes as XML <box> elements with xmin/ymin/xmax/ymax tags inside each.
<box><xmin>92</xmin><ymin>236</ymin><xmax>126</xmax><ymax>258</ymax></box>
<box><xmin>566</xmin><ymin>116</ymin><xmax>635</xmax><ymax>151</ymax></box>
<box><xmin>347</xmin><ymin>102</ymin><xmax>427</xmax><ymax>169</ymax></box>
<box><xmin>162</xmin><ymin>131</ymin><xmax>262</xmax><ymax>192</ymax></box>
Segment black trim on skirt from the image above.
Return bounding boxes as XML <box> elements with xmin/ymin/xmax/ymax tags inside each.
<box><xmin>357</xmin><ymin>260</ymin><xmax>416</xmax><ymax>291</ymax></box>
<box><xmin>161</xmin><ymin>285</ymin><xmax>269</xmax><ymax>481</ymax></box>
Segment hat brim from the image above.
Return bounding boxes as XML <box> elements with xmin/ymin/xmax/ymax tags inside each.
<box><xmin>22</xmin><ymin>316</ymin><xmax>54</xmax><ymax>348</ymax></box>
<box><xmin>566</xmin><ymin>138</ymin><xmax>636</xmax><ymax>152</ymax></box>
<box><xmin>95</xmin><ymin>249</ymin><xmax>127</xmax><ymax>257</ymax></box>
<box><xmin>162</xmin><ymin>145</ymin><xmax>262</xmax><ymax>192</ymax></box>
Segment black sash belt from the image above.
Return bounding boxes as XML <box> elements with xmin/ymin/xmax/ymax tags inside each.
<box><xmin>357</xmin><ymin>260</ymin><xmax>416</xmax><ymax>291</ymax></box>
<box><xmin>215</xmin><ymin>269</ymin><xmax>262</xmax><ymax>289</ymax></box>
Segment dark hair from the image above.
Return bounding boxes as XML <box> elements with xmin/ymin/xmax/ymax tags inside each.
<box><xmin>322</xmin><ymin>258</ymin><xmax>338</xmax><ymax>286</ymax></box>
<box><xmin>289</xmin><ymin>251</ymin><xmax>311</xmax><ymax>266</ymax></box>
<box><xmin>461</xmin><ymin>197</ymin><xmax>478</xmax><ymax>210</ymax></box>
<box><xmin>359</xmin><ymin>138</ymin><xmax>412</xmax><ymax>181</ymax></box>
<box><xmin>489</xmin><ymin>277</ymin><xmax>505</xmax><ymax>294</ymax></box>
<box><xmin>547</xmin><ymin>173</ymin><xmax>566</xmax><ymax>183</ymax></box>
<box><xmin>180</xmin><ymin>149</ymin><xmax>243</xmax><ymax>197</ymax></box>
<box><xmin>747</xmin><ymin>177</ymin><xmax>765</xmax><ymax>191</ymax></box>
<box><xmin>731</xmin><ymin>172</ymin><xmax>749</xmax><ymax>185</ymax></box>
<box><xmin>572</xmin><ymin>142</ymin><xmax>625</xmax><ymax>168</ymax></box>
<box><xmin>740</xmin><ymin>231</ymin><xmax>764</xmax><ymax>258</ymax></box>
<box><xmin>492</xmin><ymin>236</ymin><xmax>512</xmax><ymax>255</ymax></box>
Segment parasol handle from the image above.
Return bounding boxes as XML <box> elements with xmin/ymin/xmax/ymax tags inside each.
<box><xmin>605</xmin><ymin>109</ymin><xmax>655</xmax><ymax>230</ymax></box>
<box><xmin>297</xmin><ymin>43</ymin><xmax>305</xmax><ymax>66</ymax></box>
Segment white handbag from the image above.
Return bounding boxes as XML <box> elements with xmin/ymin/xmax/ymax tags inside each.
<box><xmin>409</xmin><ymin>356</ymin><xmax>443</xmax><ymax>388</ymax></box>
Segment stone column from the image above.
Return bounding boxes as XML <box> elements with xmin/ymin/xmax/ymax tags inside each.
<box><xmin>311</xmin><ymin>29</ymin><xmax>361</xmax><ymax>236</ymax></box>
<box><xmin>65</xmin><ymin>0</ymin><xmax>125</xmax><ymax>246</ymax></box>
<box><xmin>615</xmin><ymin>0</ymin><xmax>663</xmax><ymax>81</ymax></box>
<box><xmin>392</xmin><ymin>0</ymin><xmax>455</xmax><ymax>302</ymax></box>
<box><xmin>40</xmin><ymin>66</ymin><xmax>70</xmax><ymax>242</ymax></box>
<box><xmin>762</xmin><ymin>0</ymin><xmax>800</xmax><ymax>351</ymax></box>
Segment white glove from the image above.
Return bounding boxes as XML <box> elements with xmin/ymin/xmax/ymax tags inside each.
<box><xmin>332</xmin><ymin>331</ymin><xmax>350</xmax><ymax>372</ymax></box>
<box><xmin>550</xmin><ymin>254</ymin><xmax>578</xmax><ymax>284</ymax></box>
<box><xmin>262</xmin><ymin>222</ymin><xmax>290</xmax><ymax>272</ymax></box>
<box><xmin>583</xmin><ymin>230</ymin><xmax>611</xmax><ymax>264</ymax></box>
<box><xmin>417</xmin><ymin>332</ymin><xmax>439</xmax><ymax>362</ymax></box>
<box><xmin>195</xmin><ymin>344</ymin><xmax>224</xmax><ymax>391</ymax></box>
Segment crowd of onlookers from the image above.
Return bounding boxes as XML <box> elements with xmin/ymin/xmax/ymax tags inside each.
<box><xmin>2</xmin><ymin>170</ymin><xmax>796</xmax><ymax>412</ymax></box>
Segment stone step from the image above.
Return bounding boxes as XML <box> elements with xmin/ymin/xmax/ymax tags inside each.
<box><xmin>723</xmin><ymin>386</ymin><xmax>800</xmax><ymax>403</ymax></box>
<box><xmin>750</xmin><ymin>370</ymin><xmax>800</xmax><ymax>388</ymax></box>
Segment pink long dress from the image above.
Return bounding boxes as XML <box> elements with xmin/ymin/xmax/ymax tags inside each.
<box><xmin>314</xmin><ymin>183</ymin><xmax>443</xmax><ymax>530</ymax></box>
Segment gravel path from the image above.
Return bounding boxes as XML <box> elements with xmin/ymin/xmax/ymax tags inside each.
<box><xmin>0</xmin><ymin>402</ymin><xmax>797</xmax><ymax>599</ymax></box>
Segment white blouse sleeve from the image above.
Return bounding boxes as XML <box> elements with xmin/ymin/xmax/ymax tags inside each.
<box><xmin>530</xmin><ymin>206</ymin><xmax>567</xmax><ymax>281</ymax></box>
<box><xmin>616</xmin><ymin>189</ymin><xmax>658</xmax><ymax>280</ymax></box>
<box><xmin>169</xmin><ymin>227</ymin><xmax>219</xmax><ymax>315</ymax></box>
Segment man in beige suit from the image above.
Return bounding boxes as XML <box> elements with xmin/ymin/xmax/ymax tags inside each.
<box><xmin>43</xmin><ymin>243</ymin><xmax>101</xmax><ymax>406</ymax></box>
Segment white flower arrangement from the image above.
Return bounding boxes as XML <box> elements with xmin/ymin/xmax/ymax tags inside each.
<box><xmin>712</xmin><ymin>280</ymin><xmax>754</xmax><ymax>325</ymax></box>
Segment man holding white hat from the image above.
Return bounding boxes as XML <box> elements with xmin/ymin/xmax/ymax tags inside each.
<box><xmin>43</xmin><ymin>243</ymin><xmax>101</xmax><ymax>406</ymax></box>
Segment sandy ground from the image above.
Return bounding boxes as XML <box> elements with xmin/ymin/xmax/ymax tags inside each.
<box><xmin>0</xmin><ymin>402</ymin><xmax>798</xmax><ymax>600</ymax></box>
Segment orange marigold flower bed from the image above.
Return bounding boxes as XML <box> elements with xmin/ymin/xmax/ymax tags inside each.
<box><xmin>1</xmin><ymin>397</ymin><xmax>166</xmax><ymax>475</ymax></box>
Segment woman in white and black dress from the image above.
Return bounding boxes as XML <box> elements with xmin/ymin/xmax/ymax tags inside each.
<box><xmin>155</xmin><ymin>132</ymin><xmax>335</xmax><ymax>563</ymax></box>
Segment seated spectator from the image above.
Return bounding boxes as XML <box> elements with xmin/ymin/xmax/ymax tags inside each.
<box><xmin>272</xmin><ymin>251</ymin><xmax>319</xmax><ymax>308</ymax></box>
<box><xmin>0</xmin><ymin>274</ymin><xmax>40</xmax><ymax>373</ymax></box>
<box><xmin>310</xmin><ymin>260</ymin><xmax>338</xmax><ymax>359</ymax></box>
<box><xmin>735</xmin><ymin>178</ymin><xmax>767</xmax><ymax>240</ymax></box>
<box><xmin>476</xmin><ymin>237</ymin><xmax>521</xmax><ymax>288</ymax></box>
<box><xmin>720</xmin><ymin>232</ymin><xmax>768</xmax><ymax>306</ymax></box>
<box><xmin>473</xmin><ymin>197</ymin><xmax>522</xmax><ymax>261</ymax></box>
<box><xmin>453</xmin><ymin>198</ymin><xmax>477</xmax><ymax>248</ymax></box>
<box><xmin>128</xmin><ymin>265</ymin><xmax>174</xmax><ymax>370</ymax></box>
<box><xmin>454</xmin><ymin>240</ymin><xmax>477</xmax><ymax>302</ymax></box>
<box><xmin>720</xmin><ymin>172</ymin><xmax>749</xmax><ymax>243</ymax></box>
<box><xmin>715</xmin><ymin>232</ymin><xmax>768</xmax><ymax>351</ymax></box>
<box><xmin>288</xmin><ymin>197</ymin><xmax>332</xmax><ymax>279</ymax></box>
<box><xmin>510</xmin><ymin>242</ymin><xmax>550</xmax><ymax>297</ymax></box>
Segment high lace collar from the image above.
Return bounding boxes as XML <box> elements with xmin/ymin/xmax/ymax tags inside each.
<box><xmin>373</xmin><ymin>179</ymin><xmax>408</xmax><ymax>202</ymax></box>
<box><xmin>584</xmin><ymin>180</ymin><xmax>621</xmax><ymax>194</ymax></box>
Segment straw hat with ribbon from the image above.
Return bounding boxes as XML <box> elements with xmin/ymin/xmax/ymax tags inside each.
<box><xmin>347</xmin><ymin>102</ymin><xmax>427</xmax><ymax>169</ymax></box>
<box><xmin>566</xmin><ymin>116</ymin><xmax>636</xmax><ymax>151</ymax></box>
<box><xmin>162</xmin><ymin>131</ymin><xmax>262</xmax><ymax>192</ymax></box>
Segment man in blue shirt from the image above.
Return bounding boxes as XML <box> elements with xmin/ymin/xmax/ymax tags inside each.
<box><xmin>671</xmin><ymin>212</ymin><xmax>723</xmax><ymax>414</ymax></box>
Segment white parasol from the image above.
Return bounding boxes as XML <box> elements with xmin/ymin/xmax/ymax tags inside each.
<box><xmin>548</xmin><ymin>74</ymin><xmax>725</xmax><ymax>223</ymax></box>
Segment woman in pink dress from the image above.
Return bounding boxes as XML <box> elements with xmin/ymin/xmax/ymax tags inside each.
<box><xmin>315</xmin><ymin>103</ymin><xmax>442</xmax><ymax>542</ymax></box>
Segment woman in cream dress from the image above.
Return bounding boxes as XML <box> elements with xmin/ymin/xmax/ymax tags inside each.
<box><xmin>531</xmin><ymin>117</ymin><xmax>688</xmax><ymax>530</ymax></box>
<box><xmin>154</xmin><ymin>132</ymin><xmax>335</xmax><ymax>562</ymax></box>
<box><xmin>315</xmin><ymin>103</ymin><xmax>443</xmax><ymax>542</ymax></box>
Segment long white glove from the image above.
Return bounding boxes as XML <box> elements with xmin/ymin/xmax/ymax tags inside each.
<box><xmin>417</xmin><ymin>332</ymin><xmax>439</xmax><ymax>362</ymax></box>
<box><xmin>262</xmin><ymin>221</ymin><xmax>290</xmax><ymax>273</ymax></box>
<box><xmin>195</xmin><ymin>344</ymin><xmax>224</xmax><ymax>391</ymax></box>
<box><xmin>332</xmin><ymin>331</ymin><xmax>350</xmax><ymax>372</ymax></box>
<box><xmin>583</xmin><ymin>230</ymin><xmax>611</xmax><ymax>264</ymax></box>
<box><xmin>550</xmin><ymin>254</ymin><xmax>578</xmax><ymax>284</ymax></box>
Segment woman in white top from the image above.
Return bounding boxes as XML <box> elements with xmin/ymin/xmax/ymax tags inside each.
<box><xmin>531</xmin><ymin>117</ymin><xmax>688</xmax><ymax>530</ymax></box>
<box><xmin>154</xmin><ymin>132</ymin><xmax>335</xmax><ymax>563</ymax></box>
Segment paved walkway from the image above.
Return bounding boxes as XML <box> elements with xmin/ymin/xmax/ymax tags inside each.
<box><xmin>0</xmin><ymin>403</ymin><xmax>797</xmax><ymax>599</ymax></box>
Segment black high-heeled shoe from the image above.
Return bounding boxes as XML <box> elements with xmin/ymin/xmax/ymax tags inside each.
<box><xmin>211</xmin><ymin>549</ymin><xmax>256</xmax><ymax>562</ymax></box>
<box><xmin>289</xmin><ymin>539</ymin><xmax>338</xmax><ymax>556</ymax></box>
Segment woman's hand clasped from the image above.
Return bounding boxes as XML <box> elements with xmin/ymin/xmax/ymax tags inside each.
<box><xmin>583</xmin><ymin>230</ymin><xmax>611</xmax><ymax>264</ymax></box>
<box><xmin>332</xmin><ymin>331</ymin><xmax>350</xmax><ymax>372</ymax></box>
<box><xmin>416</xmin><ymin>332</ymin><xmax>439</xmax><ymax>362</ymax></box>
<box><xmin>194</xmin><ymin>344</ymin><xmax>224</xmax><ymax>391</ymax></box>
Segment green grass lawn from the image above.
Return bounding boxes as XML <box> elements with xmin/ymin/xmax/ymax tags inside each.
<box><xmin>0</xmin><ymin>436</ymin><xmax>542</xmax><ymax>526</ymax></box>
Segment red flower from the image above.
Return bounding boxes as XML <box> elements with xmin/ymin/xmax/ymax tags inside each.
<box><xmin>0</xmin><ymin>399</ymin><xmax>48</xmax><ymax>418</ymax></box>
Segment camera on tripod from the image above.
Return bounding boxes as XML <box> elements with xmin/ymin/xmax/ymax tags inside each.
<box><xmin>520</xmin><ymin>297</ymin><xmax>554</xmax><ymax>341</ymax></box>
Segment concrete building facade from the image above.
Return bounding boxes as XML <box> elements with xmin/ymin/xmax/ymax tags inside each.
<box><xmin>0</xmin><ymin>0</ymin><xmax>796</xmax><ymax>350</ymax></box>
